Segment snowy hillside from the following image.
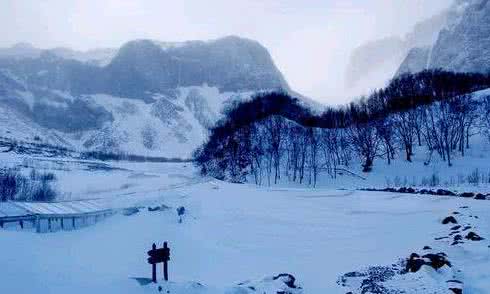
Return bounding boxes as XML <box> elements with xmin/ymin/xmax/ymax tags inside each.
<box><xmin>0</xmin><ymin>83</ymin><xmax>254</xmax><ymax>158</ymax></box>
<box><xmin>0</xmin><ymin>36</ymin><xmax>299</xmax><ymax>158</ymax></box>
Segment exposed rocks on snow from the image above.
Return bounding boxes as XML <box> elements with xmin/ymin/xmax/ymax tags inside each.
<box><xmin>465</xmin><ymin>231</ymin><xmax>485</xmax><ymax>241</ymax></box>
<box><xmin>442</xmin><ymin>216</ymin><xmax>458</xmax><ymax>225</ymax></box>
<box><xmin>338</xmin><ymin>254</ymin><xmax>459</xmax><ymax>294</ymax></box>
<box><xmin>447</xmin><ymin>280</ymin><xmax>463</xmax><ymax>294</ymax></box>
<box><xmin>436</xmin><ymin>189</ymin><xmax>457</xmax><ymax>196</ymax></box>
<box><xmin>143</xmin><ymin>273</ymin><xmax>303</xmax><ymax>294</ymax></box>
<box><xmin>475</xmin><ymin>193</ymin><xmax>487</xmax><ymax>200</ymax></box>
<box><xmin>362</xmin><ymin>188</ymin><xmax>490</xmax><ymax>201</ymax></box>
<box><xmin>338</xmin><ymin>204</ymin><xmax>490</xmax><ymax>294</ymax></box>
<box><xmin>338</xmin><ymin>265</ymin><xmax>400</xmax><ymax>294</ymax></box>
<box><xmin>405</xmin><ymin>252</ymin><xmax>451</xmax><ymax>273</ymax></box>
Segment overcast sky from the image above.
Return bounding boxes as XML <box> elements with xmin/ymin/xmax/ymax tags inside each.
<box><xmin>0</xmin><ymin>0</ymin><xmax>451</xmax><ymax>104</ymax></box>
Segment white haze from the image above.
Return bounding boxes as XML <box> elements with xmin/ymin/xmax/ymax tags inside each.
<box><xmin>0</xmin><ymin>0</ymin><xmax>451</xmax><ymax>104</ymax></box>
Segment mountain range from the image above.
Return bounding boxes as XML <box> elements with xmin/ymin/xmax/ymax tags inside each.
<box><xmin>0</xmin><ymin>36</ymin><xmax>292</xmax><ymax>158</ymax></box>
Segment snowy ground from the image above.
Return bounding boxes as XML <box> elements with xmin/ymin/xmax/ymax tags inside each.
<box><xmin>1</xmin><ymin>154</ymin><xmax>490</xmax><ymax>294</ymax></box>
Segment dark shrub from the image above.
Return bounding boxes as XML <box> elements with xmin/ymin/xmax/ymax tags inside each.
<box><xmin>1</xmin><ymin>168</ymin><xmax>58</xmax><ymax>202</ymax></box>
<box><xmin>0</xmin><ymin>168</ymin><xmax>20</xmax><ymax>201</ymax></box>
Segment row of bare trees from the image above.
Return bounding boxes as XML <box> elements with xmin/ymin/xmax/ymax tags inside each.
<box><xmin>194</xmin><ymin>70</ymin><xmax>490</xmax><ymax>186</ymax></box>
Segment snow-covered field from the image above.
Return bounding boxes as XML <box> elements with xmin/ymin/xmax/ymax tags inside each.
<box><xmin>1</xmin><ymin>153</ymin><xmax>489</xmax><ymax>294</ymax></box>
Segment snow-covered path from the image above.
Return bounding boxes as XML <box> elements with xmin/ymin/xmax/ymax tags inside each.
<box><xmin>1</xmin><ymin>163</ymin><xmax>488</xmax><ymax>294</ymax></box>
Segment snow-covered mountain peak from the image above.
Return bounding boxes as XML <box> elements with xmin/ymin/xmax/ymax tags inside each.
<box><xmin>0</xmin><ymin>36</ymin><xmax>299</xmax><ymax>158</ymax></box>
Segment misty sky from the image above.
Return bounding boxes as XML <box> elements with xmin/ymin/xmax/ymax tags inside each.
<box><xmin>1</xmin><ymin>0</ymin><xmax>451</xmax><ymax>104</ymax></box>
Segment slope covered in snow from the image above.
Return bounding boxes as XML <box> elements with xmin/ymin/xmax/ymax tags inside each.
<box><xmin>0</xmin><ymin>36</ymin><xmax>297</xmax><ymax>158</ymax></box>
<box><xmin>0</xmin><ymin>83</ymin><xmax>253</xmax><ymax>158</ymax></box>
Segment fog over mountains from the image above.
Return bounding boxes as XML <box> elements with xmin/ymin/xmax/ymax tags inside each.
<box><xmin>0</xmin><ymin>36</ymin><xmax>290</xmax><ymax>157</ymax></box>
<box><xmin>346</xmin><ymin>0</ymin><xmax>490</xmax><ymax>94</ymax></box>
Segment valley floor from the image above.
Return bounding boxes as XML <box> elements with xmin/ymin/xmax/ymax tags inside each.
<box><xmin>1</xmin><ymin>156</ymin><xmax>489</xmax><ymax>294</ymax></box>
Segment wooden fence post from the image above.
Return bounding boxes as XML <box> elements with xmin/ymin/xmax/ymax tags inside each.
<box><xmin>163</xmin><ymin>242</ymin><xmax>169</xmax><ymax>281</ymax></box>
<box><xmin>152</xmin><ymin>243</ymin><xmax>157</xmax><ymax>283</ymax></box>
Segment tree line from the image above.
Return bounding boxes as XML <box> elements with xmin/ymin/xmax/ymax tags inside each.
<box><xmin>194</xmin><ymin>70</ymin><xmax>490</xmax><ymax>186</ymax></box>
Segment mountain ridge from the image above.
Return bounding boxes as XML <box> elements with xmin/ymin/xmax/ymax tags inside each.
<box><xmin>0</xmin><ymin>36</ymin><xmax>299</xmax><ymax>158</ymax></box>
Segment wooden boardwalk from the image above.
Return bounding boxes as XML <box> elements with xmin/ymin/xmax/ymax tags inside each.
<box><xmin>0</xmin><ymin>200</ymin><xmax>114</xmax><ymax>233</ymax></box>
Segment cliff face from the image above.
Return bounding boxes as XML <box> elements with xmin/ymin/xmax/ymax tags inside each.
<box><xmin>397</xmin><ymin>0</ymin><xmax>490</xmax><ymax>76</ymax></box>
<box><xmin>347</xmin><ymin>0</ymin><xmax>490</xmax><ymax>90</ymax></box>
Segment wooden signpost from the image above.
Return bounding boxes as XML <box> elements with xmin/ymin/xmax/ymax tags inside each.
<box><xmin>147</xmin><ymin>242</ymin><xmax>170</xmax><ymax>283</ymax></box>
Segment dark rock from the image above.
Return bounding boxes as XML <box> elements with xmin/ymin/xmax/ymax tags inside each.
<box><xmin>460</xmin><ymin>192</ymin><xmax>474</xmax><ymax>198</ymax></box>
<box><xmin>422</xmin><ymin>253</ymin><xmax>452</xmax><ymax>269</ymax></box>
<box><xmin>453</xmin><ymin>234</ymin><xmax>463</xmax><ymax>241</ymax></box>
<box><xmin>451</xmin><ymin>241</ymin><xmax>463</xmax><ymax>246</ymax></box>
<box><xmin>436</xmin><ymin>189</ymin><xmax>456</xmax><ymax>196</ymax></box>
<box><xmin>344</xmin><ymin>271</ymin><xmax>366</xmax><ymax>278</ymax></box>
<box><xmin>465</xmin><ymin>232</ymin><xmax>485</xmax><ymax>241</ymax></box>
<box><xmin>398</xmin><ymin>187</ymin><xmax>407</xmax><ymax>193</ymax></box>
<box><xmin>273</xmin><ymin>273</ymin><xmax>298</xmax><ymax>289</ymax></box>
<box><xmin>463</xmin><ymin>226</ymin><xmax>472</xmax><ymax>231</ymax></box>
<box><xmin>459</xmin><ymin>206</ymin><xmax>469</xmax><ymax>209</ymax></box>
<box><xmin>407</xmin><ymin>187</ymin><xmax>416</xmax><ymax>193</ymax></box>
<box><xmin>436</xmin><ymin>189</ymin><xmax>446</xmax><ymax>196</ymax></box>
<box><xmin>435</xmin><ymin>236</ymin><xmax>449</xmax><ymax>240</ymax></box>
<box><xmin>406</xmin><ymin>253</ymin><xmax>425</xmax><ymax>272</ymax></box>
<box><xmin>447</xmin><ymin>279</ymin><xmax>463</xmax><ymax>294</ymax></box>
<box><xmin>423</xmin><ymin>246</ymin><xmax>432</xmax><ymax>250</ymax></box>
<box><xmin>442</xmin><ymin>216</ymin><xmax>458</xmax><ymax>224</ymax></box>
<box><xmin>406</xmin><ymin>252</ymin><xmax>451</xmax><ymax>272</ymax></box>
<box><xmin>453</xmin><ymin>211</ymin><xmax>460</xmax><ymax>215</ymax></box>
<box><xmin>419</xmin><ymin>189</ymin><xmax>429</xmax><ymax>194</ymax></box>
<box><xmin>451</xmin><ymin>225</ymin><xmax>461</xmax><ymax>231</ymax></box>
<box><xmin>475</xmin><ymin>193</ymin><xmax>486</xmax><ymax>200</ymax></box>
